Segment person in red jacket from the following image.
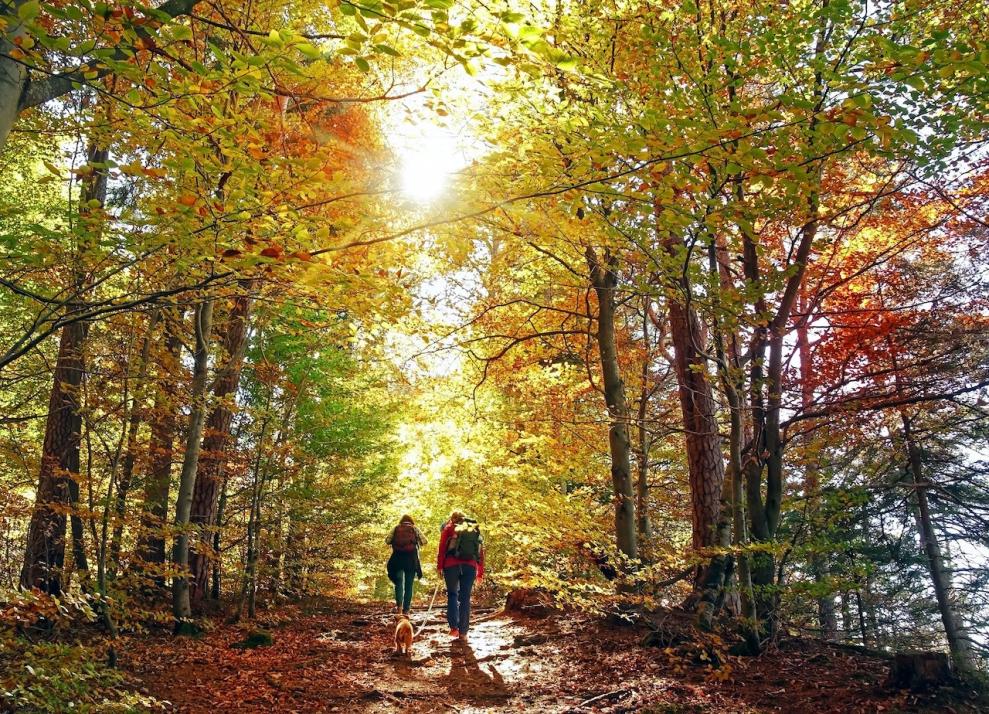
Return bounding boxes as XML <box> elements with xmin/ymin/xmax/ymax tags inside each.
<box><xmin>437</xmin><ymin>510</ymin><xmax>484</xmax><ymax>640</ymax></box>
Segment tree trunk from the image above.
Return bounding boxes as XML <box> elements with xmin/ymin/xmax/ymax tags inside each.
<box><xmin>796</xmin><ymin>295</ymin><xmax>838</xmax><ymax>640</ymax></box>
<box><xmin>265</xmin><ymin>495</ymin><xmax>285</xmax><ymax>605</ymax></box>
<box><xmin>236</xmin><ymin>418</ymin><xmax>268</xmax><ymax>622</ymax></box>
<box><xmin>68</xmin><ymin>477</ymin><xmax>90</xmax><ymax>582</ymax></box>
<box><xmin>855</xmin><ymin>589</ymin><xmax>870</xmax><ymax>647</ymax></box>
<box><xmin>840</xmin><ymin>591</ymin><xmax>854</xmax><ymax>642</ymax></box>
<box><xmin>902</xmin><ymin>412</ymin><xmax>973</xmax><ymax>671</ymax></box>
<box><xmin>0</xmin><ymin>2</ymin><xmax>30</xmax><ymax>151</ymax></box>
<box><xmin>136</xmin><ymin>309</ymin><xmax>183</xmax><ymax>584</ymax></box>
<box><xmin>635</xmin><ymin>302</ymin><xmax>652</xmax><ymax>543</ymax></box>
<box><xmin>740</xmin><ymin>2</ymin><xmax>826</xmax><ymax>636</ymax></box>
<box><xmin>172</xmin><ymin>300</ymin><xmax>214</xmax><ymax>631</ymax></box>
<box><xmin>585</xmin><ymin>247</ymin><xmax>637</xmax><ymax>561</ymax></box>
<box><xmin>247</xmin><ymin>491</ymin><xmax>261</xmax><ymax>620</ymax></box>
<box><xmin>743</xmin><ymin>223</ymin><xmax>818</xmax><ymax>634</ymax></box>
<box><xmin>702</xmin><ymin>239</ymin><xmax>758</xmax><ymax>644</ymax></box>
<box><xmin>189</xmin><ymin>287</ymin><xmax>254</xmax><ymax>611</ymax></box>
<box><xmin>19</xmin><ymin>142</ymin><xmax>107</xmax><ymax>594</ymax></box>
<box><xmin>108</xmin><ymin>312</ymin><xmax>158</xmax><ymax>578</ymax></box>
<box><xmin>659</xmin><ymin>232</ymin><xmax>725</xmax><ymax>561</ymax></box>
<box><xmin>860</xmin><ymin>516</ymin><xmax>881</xmax><ymax>648</ymax></box>
<box><xmin>20</xmin><ymin>323</ymin><xmax>86</xmax><ymax>593</ymax></box>
<box><xmin>285</xmin><ymin>512</ymin><xmax>307</xmax><ymax>597</ymax></box>
<box><xmin>211</xmin><ymin>473</ymin><xmax>229</xmax><ymax>601</ymax></box>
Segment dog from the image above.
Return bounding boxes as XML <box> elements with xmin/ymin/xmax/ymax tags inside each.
<box><xmin>394</xmin><ymin>613</ymin><xmax>413</xmax><ymax>656</ymax></box>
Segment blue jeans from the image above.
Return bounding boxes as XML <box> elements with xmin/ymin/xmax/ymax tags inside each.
<box><xmin>443</xmin><ymin>564</ymin><xmax>476</xmax><ymax>633</ymax></box>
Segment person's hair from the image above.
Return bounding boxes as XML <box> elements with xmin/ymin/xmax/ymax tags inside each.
<box><xmin>449</xmin><ymin>510</ymin><xmax>465</xmax><ymax>524</ymax></box>
<box><xmin>399</xmin><ymin>514</ymin><xmax>414</xmax><ymax>525</ymax></box>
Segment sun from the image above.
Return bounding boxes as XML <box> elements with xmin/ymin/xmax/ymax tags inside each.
<box><xmin>397</xmin><ymin>122</ymin><xmax>464</xmax><ymax>203</ymax></box>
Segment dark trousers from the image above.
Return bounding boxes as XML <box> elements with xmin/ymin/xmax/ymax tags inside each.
<box><xmin>443</xmin><ymin>564</ymin><xmax>476</xmax><ymax>633</ymax></box>
<box><xmin>393</xmin><ymin>567</ymin><xmax>416</xmax><ymax>612</ymax></box>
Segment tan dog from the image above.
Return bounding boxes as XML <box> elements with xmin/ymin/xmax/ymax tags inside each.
<box><xmin>394</xmin><ymin>614</ymin><xmax>413</xmax><ymax>656</ymax></box>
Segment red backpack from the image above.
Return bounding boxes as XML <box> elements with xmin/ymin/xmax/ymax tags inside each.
<box><xmin>392</xmin><ymin>523</ymin><xmax>417</xmax><ymax>552</ymax></box>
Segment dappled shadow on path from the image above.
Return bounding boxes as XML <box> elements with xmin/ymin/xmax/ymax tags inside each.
<box><xmin>379</xmin><ymin>612</ymin><xmax>539</xmax><ymax>710</ymax></box>
<box><xmin>439</xmin><ymin>636</ymin><xmax>508</xmax><ymax>702</ymax></box>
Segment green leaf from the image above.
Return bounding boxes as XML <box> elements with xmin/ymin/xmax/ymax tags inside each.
<box><xmin>373</xmin><ymin>43</ymin><xmax>400</xmax><ymax>57</ymax></box>
<box><xmin>171</xmin><ymin>24</ymin><xmax>194</xmax><ymax>42</ymax></box>
<box><xmin>518</xmin><ymin>25</ymin><xmax>542</xmax><ymax>44</ymax></box>
<box><xmin>298</xmin><ymin>42</ymin><xmax>323</xmax><ymax>59</ymax></box>
<box><xmin>18</xmin><ymin>1</ymin><xmax>41</xmax><ymax>21</ymax></box>
<box><xmin>554</xmin><ymin>56</ymin><xmax>578</xmax><ymax>73</ymax></box>
<box><xmin>355</xmin><ymin>56</ymin><xmax>370</xmax><ymax>72</ymax></box>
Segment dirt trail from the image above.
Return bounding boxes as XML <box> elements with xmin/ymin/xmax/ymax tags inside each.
<box><xmin>121</xmin><ymin>599</ymin><xmax>983</xmax><ymax>713</ymax></box>
<box><xmin>123</xmin><ymin>600</ymin><xmax>582</xmax><ymax>713</ymax></box>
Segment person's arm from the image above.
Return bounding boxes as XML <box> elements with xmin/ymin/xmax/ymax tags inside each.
<box><xmin>437</xmin><ymin>525</ymin><xmax>449</xmax><ymax>573</ymax></box>
<box><xmin>415</xmin><ymin>526</ymin><xmax>427</xmax><ymax>547</ymax></box>
<box><xmin>385</xmin><ymin>527</ymin><xmax>394</xmax><ymax>545</ymax></box>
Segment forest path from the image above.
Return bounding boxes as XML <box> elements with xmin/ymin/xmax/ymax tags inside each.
<box><xmin>120</xmin><ymin>598</ymin><xmax>976</xmax><ymax>713</ymax></box>
<box><xmin>122</xmin><ymin>598</ymin><xmax>674</xmax><ymax>713</ymax></box>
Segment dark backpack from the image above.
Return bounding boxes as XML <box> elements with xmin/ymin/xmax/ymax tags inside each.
<box><xmin>392</xmin><ymin>523</ymin><xmax>417</xmax><ymax>552</ymax></box>
<box><xmin>447</xmin><ymin>519</ymin><xmax>482</xmax><ymax>561</ymax></box>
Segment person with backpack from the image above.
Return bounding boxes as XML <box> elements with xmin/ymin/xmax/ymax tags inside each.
<box><xmin>437</xmin><ymin>510</ymin><xmax>484</xmax><ymax>640</ymax></box>
<box><xmin>386</xmin><ymin>515</ymin><xmax>426</xmax><ymax>615</ymax></box>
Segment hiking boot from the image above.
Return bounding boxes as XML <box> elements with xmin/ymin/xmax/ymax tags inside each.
<box><xmin>449</xmin><ymin>629</ymin><xmax>460</xmax><ymax>638</ymax></box>
<box><xmin>458</xmin><ymin>632</ymin><xmax>468</xmax><ymax>642</ymax></box>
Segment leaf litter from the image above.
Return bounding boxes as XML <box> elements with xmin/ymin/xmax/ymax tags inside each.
<box><xmin>119</xmin><ymin>598</ymin><xmax>986</xmax><ymax>713</ymax></box>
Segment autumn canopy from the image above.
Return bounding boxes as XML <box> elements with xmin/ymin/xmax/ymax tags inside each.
<box><xmin>1</xmin><ymin>0</ymin><xmax>988</xmax><ymax>710</ymax></box>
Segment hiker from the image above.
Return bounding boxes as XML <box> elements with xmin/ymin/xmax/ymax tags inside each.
<box><xmin>386</xmin><ymin>515</ymin><xmax>426</xmax><ymax>615</ymax></box>
<box><xmin>437</xmin><ymin>510</ymin><xmax>484</xmax><ymax>640</ymax></box>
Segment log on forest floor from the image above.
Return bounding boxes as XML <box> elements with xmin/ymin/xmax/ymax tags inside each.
<box><xmin>504</xmin><ymin>588</ymin><xmax>557</xmax><ymax>617</ymax></box>
<box><xmin>230</xmin><ymin>629</ymin><xmax>274</xmax><ymax>649</ymax></box>
<box><xmin>570</xmin><ymin>688</ymin><xmax>631</xmax><ymax>710</ymax></box>
<box><xmin>817</xmin><ymin>638</ymin><xmax>894</xmax><ymax>660</ymax></box>
<box><xmin>513</xmin><ymin>631</ymin><xmax>551</xmax><ymax>647</ymax></box>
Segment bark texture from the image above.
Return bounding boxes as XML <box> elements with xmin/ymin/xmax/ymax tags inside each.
<box><xmin>136</xmin><ymin>310</ymin><xmax>184</xmax><ymax>578</ymax></box>
<box><xmin>189</xmin><ymin>288</ymin><xmax>254</xmax><ymax>610</ymax></box>
<box><xmin>635</xmin><ymin>301</ymin><xmax>653</xmax><ymax>542</ymax></box>
<box><xmin>172</xmin><ymin>300</ymin><xmax>214</xmax><ymax>629</ymax></box>
<box><xmin>0</xmin><ymin>2</ymin><xmax>29</xmax><ymax>150</ymax></box>
<box><xmin>586</xmin><ymin>248</ymin><xmax>637</xmax><ymax>561</ymax></box>
<box><xmin>19</xmin><ymin>143</ymin><xmax>107</xmax><ymax>594</ymax></box>
<box><xmin>108</xmin><ymin>313</ymin><xmax>158</xmax><ymax>577</ymax></box>
<box><xmin>20</xmin><ymin>322</ymin><xmax>86</xmax><ymax>593</ymax></box>
<box><xmin>659</xmin><ymin>234</ymin><xmax>725</xmax><ymax>555</ymax></box>
<box><xmin>902</xmin><ymin>413</ymin><xmax>973</xmax><ymax>671</ymax></box>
